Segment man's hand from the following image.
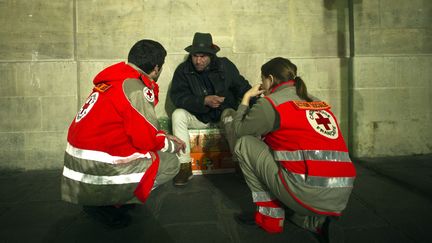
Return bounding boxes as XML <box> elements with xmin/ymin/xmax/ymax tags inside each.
<box><xmin>166</xmin><ymin>134</ymin><xmax>186</xmax><ymax>154</ymax></box>
<box><xmin>204</xmin><ymin>95</ymin><xmax>225</xmax><ymax>108</ymax></box>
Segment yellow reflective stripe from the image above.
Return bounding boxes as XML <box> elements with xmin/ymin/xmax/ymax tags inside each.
<box><xmin>252</xmin><ymin>191</ymin><xmax>274</xmax><ymax>202</ymax></box>
<box><xmin>273</xmin><ymin>150</ymin><xmax>351</xmax><ymax>162</ymax></box>
<box><xmin>66</xmin><ymin>142</ymin><xmax>151</xmax><ymax>164</ymax></box>
<box><xmin>62</xmin><ymin>166</ymin><xmax>143</xmax><ymax>185</ymax></box>
<box><xmin>287</xmin><ymin>171</ymin><xmax>355</xmax><ymax>188</ymax></box>
<box><xmin>258</xmin><ymin>206</ymin><xmax>285</xmax><ymax>219</ymax></box>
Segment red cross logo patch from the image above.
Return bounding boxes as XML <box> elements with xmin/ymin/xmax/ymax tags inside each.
<box><xmin>143</xmin><ymin>87</ymin><xmax>154</xmax><ymax>103</ymax></box>
<box><xmin>75</xmin><ymin>92</ymin><xmax>99</xmax><ymax>122</ymax></box>
<box><xmin>306</xmin><ymin>110</ymin><xmax>339</xmax><ymax>139</ymax></box>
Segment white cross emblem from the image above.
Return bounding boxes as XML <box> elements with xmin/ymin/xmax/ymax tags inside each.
<box><xmin>75</xmin><ymin>92</ymin><xmax>99</xmax><ymax>122</ymax></box>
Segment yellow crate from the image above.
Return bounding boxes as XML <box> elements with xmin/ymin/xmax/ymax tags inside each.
<box><xmin>189</xmin><ymin>128</ymin><xmax>234</xmax><ymax>174</ymax></box>
<box><xmin>189</xmin><ymin>128</ymin><xmax>230</xmax><ymax>153</ymax></box>
<box><xmin>191</xmin><ymin>152</ymin><xmax>235</xmax><ymax>175</ymax></box>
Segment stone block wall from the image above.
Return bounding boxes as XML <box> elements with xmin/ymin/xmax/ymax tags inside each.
<box><xmin>0</xmin><ymin>0</ymin><xmax>430</xmax><ymax>169</ymax></box>
<box><xmin>352</xmin><ymin>0</ymin><xmax>432</xmax><ymax>157</ymax></box>
<box><xmin>0</xmin><ymin>0</ymin><xmax>76</xmax><ymax>169</ymax></box>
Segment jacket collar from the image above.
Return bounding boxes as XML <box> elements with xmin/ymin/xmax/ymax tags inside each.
<box><xmin>270</xmin><ymin>80</ymin><xmax>296</xmax><ymax>94</ymax></box>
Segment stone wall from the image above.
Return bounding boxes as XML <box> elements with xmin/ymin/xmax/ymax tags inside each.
<box><xmin>0</xmin><ymin>0</ymin><xmax>430</xmax><ymax>170</ymax></box>
<box><xmin>352</xmin><ymin>0</ymin><xmax>432</xmax><ymax>157</ymax></box>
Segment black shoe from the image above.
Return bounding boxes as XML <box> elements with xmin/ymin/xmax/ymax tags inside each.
<box><xmin>173</xmin><ymin>162</ymin><xmax>193</xmax><ymax>187</ymax></box>
<box><xmin>83</xmin><ymin>206</ymin><xmax>131</xmax><ymax>229</ymax></box>
<box><xmin>234</xmin><ymin>212</ymin><xmax>257</xmax><ymax>227</ymax></box>
<box><xmin>315</xmin><ymin>217</ymin><xmax>344</xmax><ymax>243</ymax></box>
<box><xmin>117</xmin><ymin>204</ymin><xmax>136</xmax><ymax>213</ymax></box>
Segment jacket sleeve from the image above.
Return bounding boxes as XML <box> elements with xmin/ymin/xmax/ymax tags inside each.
<box><xmin>122</xmin><ymin>79</ymin><xmax>166</xmax><ymax>153</ymax></box>
<box><xmin>233</xmin><ymin>98</ymin><xmax>278</xmax><ymax>137</ymax></box>
<box><xmin>223</xmin><ymin>58</ymin><xmax>252</xmax><ymax>101</ymax></box>
<box><xmin>170</xmin><ymin>65</ymin><xmax>210</xmax><ymax>114</ymax></box>
<box><xmin>218</xmin><ymin>58</ymin><xmax>257</xmax><ymax>107</ymax></box>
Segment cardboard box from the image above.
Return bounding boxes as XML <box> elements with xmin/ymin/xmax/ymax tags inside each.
<box><xmin>189</xmin><ymin>128</ymin><xmax>235</xmax><ymax>175</ymax></box>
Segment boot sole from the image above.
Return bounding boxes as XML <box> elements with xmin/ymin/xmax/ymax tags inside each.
<box><xmin>173</xmin><ymin>174</ymin><xmax>193</xmax><ymax>187</ymax></box>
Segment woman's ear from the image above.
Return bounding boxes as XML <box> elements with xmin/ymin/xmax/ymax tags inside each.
<box><xmin>269</xmin><ymin>75</ymin><xmax>275</xmax><ymax>86</ymax></box>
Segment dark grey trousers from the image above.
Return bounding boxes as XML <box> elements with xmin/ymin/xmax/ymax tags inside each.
<box><xmin>234</xmin><ymin>135</ymin><xmax>326</xmax><ymax>232</ymax></box>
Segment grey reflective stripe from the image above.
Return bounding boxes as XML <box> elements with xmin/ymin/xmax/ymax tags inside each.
<box><xmin>252</xmin><ymin>191</ymin><xmax>274</xmax><ymax>202</ymax></box>
<box><xmin>258</xmin><ymin>206</ymin><xmax>285</xmax><ymax>219</ymax></box>
<box><xmin>287</xmin><ymin>170</ymin><xmax>355</xmax><ymax>188</ymax></box>
<box><xmin>66</xmin><ymin>142</ymin><xmax>151</xmax><ymax>164</ymax></box>
<box><xmin>62</xmin><ymin>166</ymin><xmax>143</xmax><ymax>185</ymax></box>
<box><xmin>273</xmin><ymin>150</ymin><xmax>351</xmax><ymax>162</ymax></box>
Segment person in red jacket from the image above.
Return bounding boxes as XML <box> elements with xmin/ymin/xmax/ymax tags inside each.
<box><xmin>61</xmin><ymin>39</ymin><xmax>185</xmax><ymax>228</ymax></box>
<box><xmin>230</xmin><ymin>57</ymin><xmax>356</xmax><ymax>241</ymax></box>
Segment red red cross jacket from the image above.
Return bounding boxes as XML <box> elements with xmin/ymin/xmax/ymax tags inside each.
<box><xmin>68</xmin><ymin>62</ymin><xmax>163</xmax><ymax>155</ymax></box>
<box><xmin>264</xmin><ymin>82</ymin><xmax>356</xmax><ymax>216</ymax></box>
<box><xmin>65</xmin><ymin>62</ymin><xmax>165</xmax><ymax>204</ymax></box>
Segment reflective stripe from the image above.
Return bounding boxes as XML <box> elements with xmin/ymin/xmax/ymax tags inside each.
<box><xmin>66</xmin><ymin>142</ymin><xmax>151</xmax><ymax>164</ymax></box>
<box><xmin>287</xmin><ymin>170</ymin><xmax>355</xmax><ymax>188</ymax></box>
<box><xmin>156</xmin><ymin>133</ymin><xmax>165</xmax><ymax>138</ymax></box>
<box><xmin>62</xmin><ymin>166</ymin><xmax>143</xmax><ymax>185</ymax></box>
<box><xmin>161</xmin><ymin>138</ymin><xmax>175</xmax><ymax>153</ymax></box>
<box><xmin>161</xmin><ymin>138</ymin><xmax>169</xmax><ymax>152</ymax></box>
<box><xmin>258</xmin><ymin>206</ymin><xmax>285</xmax><ymax>219</ymax></box>
<box><xmin>252</xmin><ymin>191</ymin><xmax>274</xmax><ymax>202</ymax></box>
<box><xmin>273</xmin><ymin>150</ymin><xmax>351</xmax><ymax>162</ymax></box>
<box><xmin>170</xmin><ymin>140</ymin><xmax>175</xmax><ymax>153</ymax></box>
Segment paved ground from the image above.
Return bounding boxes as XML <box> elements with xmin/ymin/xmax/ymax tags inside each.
<box><xmin>0</xmin><ymin>154</ymin><xmax>431</xmax><ymax>243</ymax></box>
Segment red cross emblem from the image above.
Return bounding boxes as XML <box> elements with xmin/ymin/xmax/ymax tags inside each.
<box><xmin>79</xmin><ymin>101</ymin><xmax>91</xmax><ymax>115</ymax></box>
<box><xmin>306</xmin><ymin>110</ymin><xmax>339</xmax><ymax>139</ymax></box>
<box><xmin>143</xmin><ymin>87</ymin><xmax>155</xmax><ymax>102</ymax></box>
<box><xmin>315</xmin><ymin>113</ymin><xmax>331</xmax><ymax>130</ymax></box>
<box><xmin>146</xmin><ymin>89</ymin><xmax>153</xmax><ymax>98</ymax></box>
<box><xmin>75</xmin><ymin>92</ymin><xmax>98</xmax><ymax>122</ymax></box>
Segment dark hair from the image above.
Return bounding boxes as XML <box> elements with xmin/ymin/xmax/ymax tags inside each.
<box><xmin>127</xmin><ymin>39</ymin><xmax>167</xmax><ymax>74</ymax></box>
<box><xmin>261</xmin><ymin>57</ymin><xmax>312</xmax><ymax>102</ymax></box>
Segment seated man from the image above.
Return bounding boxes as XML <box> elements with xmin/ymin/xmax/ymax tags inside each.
<box><xmin>169</xmin><ymin>32</ymin><xmax>252</xmax><ymax>186</ymax></box>
<box><xmin>61</xmin><ymin>39</ymin><xmax>185</xmax><ymax>228</ymax></box>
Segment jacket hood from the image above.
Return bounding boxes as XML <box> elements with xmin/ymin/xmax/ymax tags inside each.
<box><xmin>93</xmin><ymin>62</ymin><xmax>140</xmax><ymax>85</ymax></box>
<box><xmin>93</xmin><ymin>61</ymin><xmax>160</xmax><ymax>105</ymax></box>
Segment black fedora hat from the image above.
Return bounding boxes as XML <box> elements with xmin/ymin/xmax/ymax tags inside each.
<box><xmin>185</xmin><ymin>32</ymin><xmax>220</xmax><ymax>54</ymax></box>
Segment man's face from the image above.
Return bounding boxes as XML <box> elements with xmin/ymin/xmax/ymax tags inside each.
<box><xmin>191</xmin><ymin>53</ymin><xmax>211</xmax><ymax>72</ymax></box>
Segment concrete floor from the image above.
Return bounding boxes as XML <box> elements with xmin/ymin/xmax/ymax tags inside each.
<box><xmin>0</xmin><ymin>154</ymin><xmax>431</xmax><ymax>243</ymax></box>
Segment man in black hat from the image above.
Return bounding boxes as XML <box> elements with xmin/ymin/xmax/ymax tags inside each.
<box><xmin>169</xmin><ymin>32</ymin><xmax>253</xmax><ymax>186</ymax></box>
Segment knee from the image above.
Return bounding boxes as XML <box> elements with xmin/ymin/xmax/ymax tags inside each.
<box><xmin>221</xmin><ymin>108</ymin><xmax>235</xmax><ymax>118</ymax></box>
<box><xmin>172</xmin><ymin>108</ymin><xmax>190</xmax><ymax>123</ymax></box>
<box><xmin>234</xmin><ymin>135</ymin><xmax>255</xmax><ymax>160</ymax></box>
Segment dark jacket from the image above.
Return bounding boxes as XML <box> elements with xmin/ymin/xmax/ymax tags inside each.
<box><xmin>170</xmin><ymin>56</ymin><xmax>252</xmax><ymax>123</ymax></box>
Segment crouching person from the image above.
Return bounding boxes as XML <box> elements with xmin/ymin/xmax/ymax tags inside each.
<box><xmin>61</xmin><ymin>39</ymin><xmax>185</xmax><ymax>228</ymax></box>
<box><xmin>232</xmin><ymin>57</ymin><xmax>356</xmax><ymax>241</ymax></box>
